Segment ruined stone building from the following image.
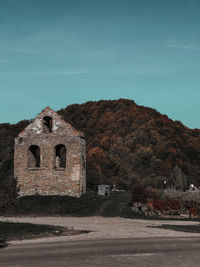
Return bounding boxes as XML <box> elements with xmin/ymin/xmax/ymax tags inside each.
<box><xmin>14</xmin><ymin>107</ymin><xmax>86</xmax><ymax>198</ymax></box>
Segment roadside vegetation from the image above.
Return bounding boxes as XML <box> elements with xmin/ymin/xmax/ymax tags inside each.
<box><xmin>0</xmin><ymin>191</ymin><xmax>132</xmax><ymax>217</ymax></box>
<box><xmin>0</xmin><ymin>190</ymin><xmax>199</xmax><ymax>221</ymax></box>
<box><xmin>131</xmin><ymin>183</ymin><xmax>200</xmax><ymax>219</ymax></box>
<box><xmin>0</xmin><ymin>221</ymin><xmax>89</xmax><ymax>243</ymax></box>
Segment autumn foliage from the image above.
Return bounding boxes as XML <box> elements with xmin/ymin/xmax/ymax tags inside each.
<box><xmin>58</xmin><ymin>99</ymin><xmax>200</xmax><ymax>189</ymax></box>
<box><xmin>152</xmin><ymin>199</ymin><xmax>181</xmax><ymax>212</ymax></box>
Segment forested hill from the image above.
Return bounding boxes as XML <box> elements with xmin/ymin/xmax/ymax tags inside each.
<box><xmin>1</xmin><ymin>99</ymin><xmax>200</xmax><ymax>195</ymax></box>
<box><xmin>58</xmin><ymin>99</ymin><xmax>200</xmax><ymax>189</ymax></box>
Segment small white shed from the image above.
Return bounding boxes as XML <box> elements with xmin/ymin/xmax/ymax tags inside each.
<box><xmin>98</xmin><ymin>185</ymin><xmax>111</xmax><ymax>197</ymax></box>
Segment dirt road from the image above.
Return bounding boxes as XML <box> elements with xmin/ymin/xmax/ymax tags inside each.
<box><xmin>1</xmin><ymin>237</ymin><xmax>200</xmax><ymax>267</ymax></box>
<box><xmin>1</xmin><ymin>216</ymin><xmax>200</xmax><ymax>244</ymax></box>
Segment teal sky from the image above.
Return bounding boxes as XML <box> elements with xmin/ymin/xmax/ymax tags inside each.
<box><xmin>1</xmin><ymin>0</ymin><xmax>200</xmax><ymax>128</ymax></box>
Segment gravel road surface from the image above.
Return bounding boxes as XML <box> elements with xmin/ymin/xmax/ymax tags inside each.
<box><xmin>0</xmin><ymin>216</ymin><xmax>200</xmax><ymax>244</ymax></box>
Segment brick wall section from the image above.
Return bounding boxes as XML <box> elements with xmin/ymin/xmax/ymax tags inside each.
<box><xmin>14</xmin><ymin>107</ymin><xmax>86</xmax><ymax>198</ymax></box>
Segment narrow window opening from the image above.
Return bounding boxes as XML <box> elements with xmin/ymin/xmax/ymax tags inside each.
<box><xmin>28</xmin><ymin>145</ymin><xmax>40</xmax><ymax>168</ymax></box>
<box><xmin>55</xmin><ymin>144</ymin><xmax>66</xmax><ymax>168</ymax></box>
<box><xmin>43</xmin><ymin>116</ymin><xmax>52</xmax><ymax>133</ymax></box>
<box><xmin>82</xmin><ymin>155</ymin><xmax>86</xmax><ymax>169</ymax></box>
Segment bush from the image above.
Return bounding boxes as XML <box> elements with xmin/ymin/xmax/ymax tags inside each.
<box><xmin>131</xmin><ymin>183</ymin><xmax>148</xmax><ymax>203</ymax></box>
<box><xmin>167</xmin><ymin>199</ymin><xmax>181</xmax><ymax>210</ymax></box>
<box><xmin>182</xmin><ymin>190</ymin><xmax>200</xmax><ymax>203</ymax></box>
<box><xmin>0</xmin><ymin>177</ymin><xmax>17</xmax><ymax>210</ymax></box>
<box><xmin>162</xmin><ymin>188</ymin><xmax>183</xmax><ymax>200</ymax></box>
<box><xmin>152</xmin><ymin>199</ymin><xmax>181</xmax><ymax>211</ymax></box>
<box><xmin>146</xmin><ymin>187</ymin><xmax>158</xmax><ymax>200</ymax></box>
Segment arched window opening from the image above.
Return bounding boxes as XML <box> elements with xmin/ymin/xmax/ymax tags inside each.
<box><xmin>28</xmin><ymin>145</ymin><xmax>40</xmax><ymax>168</ymax></box>
<box><xmin>55</xmin><ymin>144</ymin><xmax>66</xmax><ymax>168</ymax></box>
<box><xmin>43</xmin><ymin>116</ymin><xmax>52</xmax><ymax>133</ymax></box>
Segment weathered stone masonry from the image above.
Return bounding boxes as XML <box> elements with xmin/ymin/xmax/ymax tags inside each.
<box><xmin>14</xmin><ymin>107</ymin><xmax>86</xmax><ymax>198</ymax></box>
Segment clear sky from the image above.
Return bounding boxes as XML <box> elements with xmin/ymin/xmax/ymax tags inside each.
<box><xmin>0</xmin><ymin>0</ymin><xmax>200</xmax><ymax>128</ymax></box>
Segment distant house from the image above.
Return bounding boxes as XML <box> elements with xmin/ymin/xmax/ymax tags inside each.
<box><xmin>14</xmin><ymin>107</ymin><xmax>86</xmax><ymax>198</ymax></box>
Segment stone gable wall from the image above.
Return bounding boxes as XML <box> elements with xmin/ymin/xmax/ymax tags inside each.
<box><xmin>14</xmin><ymin>108</ymin><xmax>86</xmax><ymax>198</ymax></box>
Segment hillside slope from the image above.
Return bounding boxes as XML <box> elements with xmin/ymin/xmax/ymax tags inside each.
<box><xmin>1</xmin><ymin>99</ymin><xmax>200</xmax><ymax>199</ymax></box>
<box><xmin>58</xmin><ymin>99</ymin><xmax>200</xmax><ymax>189</ymax></box>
